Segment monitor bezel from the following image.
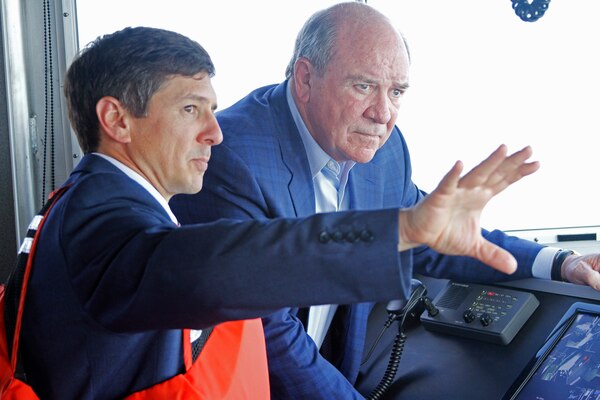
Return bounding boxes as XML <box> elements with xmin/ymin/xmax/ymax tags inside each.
<box><xmin>503</xmin><ymin>301</ymin><xmax>600</xmax><ymax>399</ymax></box>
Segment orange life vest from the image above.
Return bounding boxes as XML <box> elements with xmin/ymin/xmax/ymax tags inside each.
<box><xmin>0</xmin><ymin>285</ymin><xmax>40</xmax><ymax>399</ymax></box>
<box><xmin>126</xmin><ymin>319</ymin><xmax>269</xmax><ymax>400</ymax></box>
<box><xmin>1</xmin><ymin>185</ymin><xmax>270</xmax><ymax>399</ymax></box>
<box><xmin>1</xmin><ymin>311</ymin><xmax>269</xmax><ymax>399</ymax></box>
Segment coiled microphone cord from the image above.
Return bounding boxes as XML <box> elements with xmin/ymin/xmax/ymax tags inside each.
<box><xmin>365</xmin><ymin>281</ymin><xmax>438</xmax><ymax>400</ymax></box>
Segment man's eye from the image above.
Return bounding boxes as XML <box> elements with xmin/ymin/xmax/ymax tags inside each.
<box><xmin>184</xmin><ymin>105</ymin><xmax>197</xmax><ymax>113</ymax></box>
<box><xmin>391</xmin><ymin>88</ymin><xmax>405</xmax><ymax>97</ymax></box>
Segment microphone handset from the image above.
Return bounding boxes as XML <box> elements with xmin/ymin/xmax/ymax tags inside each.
<box><xmin>365</xmin><ymin>279</ymin><xmax>438</xmax><ymax>400</ymax></box>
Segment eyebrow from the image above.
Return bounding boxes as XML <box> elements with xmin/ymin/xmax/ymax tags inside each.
<box><xmin>180</xmin><ymin>93</ymin><xmax>218</xmax><ymax>112</ymax></box>
<box><xmin>348</xmin><ymin>75</ymin><xmax>410</xmax><ymax>91</ymax></box>
<box><xmin>397</xmin><ymin>82</ymin><xmax>410</xmax><ymax>91</ymax></box>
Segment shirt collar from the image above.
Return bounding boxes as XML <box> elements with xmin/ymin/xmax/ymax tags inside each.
<box><xmin>92</xmin><ymin>152</ymin><xmax>179</xmax><ymax>225</ymax></box>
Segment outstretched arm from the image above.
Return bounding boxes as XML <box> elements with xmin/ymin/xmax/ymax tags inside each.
<box><xmin>398</xmin><ymin>144</ymin><xmax>540</xmax><ymax>274</ymax></box>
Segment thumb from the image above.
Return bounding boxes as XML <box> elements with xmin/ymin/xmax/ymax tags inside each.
<box><xmin>475</xmin><ymin>241</ymin><xmax>518</xmax><ymax>275</ymax></box>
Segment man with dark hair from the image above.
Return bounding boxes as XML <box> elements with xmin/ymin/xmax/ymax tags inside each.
<box><xmin>170</xmin><ymin>2</ymin><xmax>600</xmax><ymax>399</ymax></box>
<box><xmin>12</xmin><ymin>25</ymin><xmax>538</xmax><ymax>399</ymax></box>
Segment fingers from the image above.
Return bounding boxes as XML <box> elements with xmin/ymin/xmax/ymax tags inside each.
<box><xmin>432</xmin><ymin>160</ymin><xmax>463</xmax><ymax>195</ymax></box>
<box><xmin>486</xmin><ymin>145</ymin><xmax>539</xmax><ymax>189</ymax></box>
<box><xmin>459</xmin><ymin>145</ymin><xmax>539</xmax><ymax>193</ymax></box>
<box><xmin>458</xmin><ymin>144</ymin><xmax>508</xmax><ymax>188</ymax></box>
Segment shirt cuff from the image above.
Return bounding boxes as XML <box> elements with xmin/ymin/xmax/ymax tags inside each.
<box><xmin>531</xmin><ymin>246</ymin><xmax>561</xmax><ymax>279</ymax></box>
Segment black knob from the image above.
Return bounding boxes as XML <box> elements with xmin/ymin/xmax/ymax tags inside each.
<box><xmin>463</xmin><ymin>309</ymin><xmax>476</xmax><ymax>323</ymax></box>
<box><xmin>480</xmin><ymin>313</ymin><xmax>493</xmax><ymax>326</ymax></box>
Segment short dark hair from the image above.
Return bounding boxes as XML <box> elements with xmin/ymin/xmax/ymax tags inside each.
<box><xmin>64</xmin><ymin>26</ymin><xmax>215</xmax><ymax>153</ymax></box>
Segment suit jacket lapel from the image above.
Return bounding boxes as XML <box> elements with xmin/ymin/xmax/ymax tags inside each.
<box><xmin>348</xmin><ymin>162</ymin><xmax>384</xmax><ymax>210</ymax></box>
<box><xmin>270</xmin><ymin>82</ymin><xmax>316</xmax><ymax>218</ymax></box>
<box><xmin>268</xmin><ymin>83</ymin><xmax>383</xmax><ymax>384</ymax></box>
<box><xmin>72</xmin><ymin>154</ymin><xmax>172</xmax><ymax>221</ymax></box>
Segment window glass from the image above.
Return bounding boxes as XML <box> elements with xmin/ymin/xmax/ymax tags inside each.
<box><xmin>75</xmin><ymin>0</ymin><xmax>600</xmax><ymax>234</ymax></box>
<box><xmin>75</xmin><ymin>0</ymin><xmax>341</xmax><ymax>110</ymax></box>
<box><xmin>369</xmin><ymin>0</ymin><xmax>600</xmax><ymax>235</ymax></box>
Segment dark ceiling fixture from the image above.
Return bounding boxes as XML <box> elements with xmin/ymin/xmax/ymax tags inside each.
<box><xmin>511</xmin><ymin>0</ymin><xmax>551</xmax><ymax>22</ymax></box>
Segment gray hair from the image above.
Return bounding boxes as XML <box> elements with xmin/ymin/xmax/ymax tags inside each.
<box><xmin>285</xmin><ymin>3</ymin><xmax>348</xmax><ymax>79</ymax></box>
<box><xmin>284</xmin><ymin>2</ymin><xmax>410</xmax><ymax>80</ymax></box>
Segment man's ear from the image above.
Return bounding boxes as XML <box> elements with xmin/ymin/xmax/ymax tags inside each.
<box><xmin>293</xmin><ymin>57</ymin><xmax>313</xmax><ymax>103</ymax></box>
<box><xmin>96</xmin><ymin>96</ymin><xmax>132</xmax><ymax>144</ymax></box>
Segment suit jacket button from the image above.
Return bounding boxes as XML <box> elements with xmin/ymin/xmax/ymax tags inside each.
<box><xmin>360</xmin><ymin>229</ymin><xmax>374</xmax><ymax>242</ymax></box>
<box><xmin>332</xmin><ymin>231</ymin><xmax>344</xmax><ymax>242</ymax></box>
<box><xmin>345</xmin><ymin>231</ymin><xmax>359</xmax><ymax>242</ymax></box>
<box><xmin>319</xmin><ymin>231</ymin><xmax>331</xmax><ymax>243</ymax></box>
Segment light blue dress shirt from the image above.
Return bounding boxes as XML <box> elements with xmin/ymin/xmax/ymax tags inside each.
<box><xmin>286</xmin><ymin>84</ymin><xmax>356</xmax><ymax>348</ymax></box>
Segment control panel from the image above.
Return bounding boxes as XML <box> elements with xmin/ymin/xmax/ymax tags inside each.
<box><xmin>420</xmin><ymin>282</ymin><xmax>539</xmax><ymax>345</ymax></box>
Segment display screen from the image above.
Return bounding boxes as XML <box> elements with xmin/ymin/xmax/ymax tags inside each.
<box><xmin>507</xmin><ymin>308</ymin><xmax>600</xmax><ymax>399</ymax></box>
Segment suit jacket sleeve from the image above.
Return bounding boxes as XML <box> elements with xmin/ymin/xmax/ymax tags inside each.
<box><xmin>60</xmin><ymin>171</ymin><xmax>407</xmax><ymax>332</ymax></box>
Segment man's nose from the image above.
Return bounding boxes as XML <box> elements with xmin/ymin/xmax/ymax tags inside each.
<box><xmin>364</xmin><ymin>93</ymin><xmax>393</xmax><ymax>124</ymax></box>
<box><xmin>198</xmin><ymin>113</ymin><xmax>223</xmax><ymax>146</ymax></box>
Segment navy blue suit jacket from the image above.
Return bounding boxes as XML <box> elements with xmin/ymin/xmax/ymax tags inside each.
<box><xmin>20</xmin><ymin>154</ymin><xmax>411</xmax><ymax>400</ymax></box>
<box><xmin>170</xmin><ymin>81</ymin><xmax>544</xmax><ymax>399</ymax></box>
